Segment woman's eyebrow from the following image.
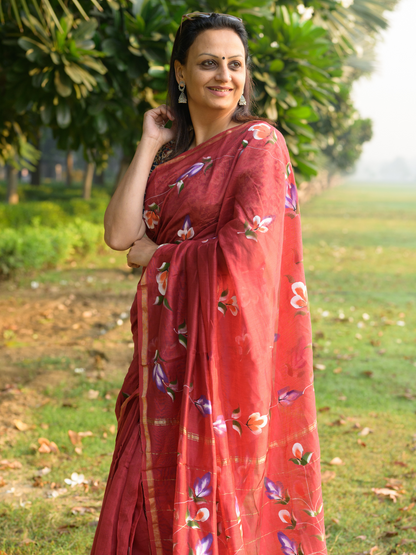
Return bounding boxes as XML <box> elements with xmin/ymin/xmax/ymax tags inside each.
<box><xmin>197</xmin><ymin>53</ymin><xmax>243</xmax><ymax>58</ymax></box>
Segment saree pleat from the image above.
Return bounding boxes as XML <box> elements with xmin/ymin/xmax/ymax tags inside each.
<box><xmin>91</xmin><ymin>120</ymin><xmax>327</xmax><ymax>555</ymax></box>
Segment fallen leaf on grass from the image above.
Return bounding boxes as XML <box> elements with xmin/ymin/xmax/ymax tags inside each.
<box><xmin>358</xmin><ymin>427</ymin><xmax>372</xmax><ymax>436</ymax></box>
<box><xmin>314</xmin><ymin>364</ymin><xmax>326</xmax><ymax>371</ymax></box>
<box><xmin>329</xmin><ymin>457</ymin><xmax>344</xmax><ymax>465</ymax></box>
<box><xmin>333</xmin><ymin>367</ymin><xmax>342</xmax><ymax>374</ymax></box>
<box><xmin>0</xmin><ymin>476</ymin><xmax>6</xmax><ymax>487</ymax></box>
<box><xmin>109</xmin><ymin>425</ymin><xmax>116</xmax><ymax>434</ymax></box>
<box><xmin>46</xmin><ymin>488</ymin><xmax>67</xmax><ymax>498</ymax></box>
<box><xmin>68</xmin><ymin>430</ymin><xmax>81</xmax><ymax>445</ymax></box>
<box><xmin>318</xmin><ymin>406</ymin><xmax>331</xmax><ymax>412</ymax></box>
<box><xmin>321</xmin><ymin>471</ymin><xmax>336</xmax><ymax>483</ymax></box>
<box><xmin>399</xmin><ymin>503</ymin><xmax>415</xmax><ymax>512</ymax></box>
<box><xmin>57</xmin><ymin>524</ymin><xmax>78</xmax><ymax>533</ymax></box>
<box><xmin>87</xmin><ymin>389</ymin><xmax>99</xmax><ymax>400</ymax></box>
<box><xmin>394</xmin><ymin>461</ymin><xmax>408</xmax><ymax>467</ymax></box>
<box><xmin>75</xmin><ymin>447</ymin><xmax>83</xmax><ymax>455</ymax></box>
<box><xmin>370</xmin><ymin>547</ymin><xmax>379</xmax><ymax>555</ymax></box>
<box><xmin>36</xmin><ymin>467</ymin><xmax>51</xmax><ymax>476</ymax></box>
<box><xmin>37</xmin><ymin>438</ymin><xmax>59</xmax><ymax>454</ymax></box>
<box><xmin>78</xmin><ymin>431</ymin><xmax>93</xmax><ymax>438</ymax></box>
<box><xmin>357</xmin><ymin>439</ymin><xmax>367</xmax><ymax>447</ymax></box>
<box><xmin>355</xmin><ymin>535</ymin><xmax>367</xmax><ymax>540</ymax></box>
<box><xmin>71</xmin><ymin>506</ymin><xmax>96</xmax><ymax>515</ymax></box>
<box><xmin>13</xmin><ymin>419</ymin><xmax>29</xmax><ymax>431</ymax></box>
<box><xmin>0</xmin><ymin>460</ymin><xmax>22</xmax><ymax>470</ymax></box>
<box><xmin>372</xmin><ymin>487</ymin><xmax>402</xmax><ymax>502</ymax></box>
<box><xmin>382</xmin><ymin>531</ymin><xmax>398</xmax><ymax>538</ymax></box>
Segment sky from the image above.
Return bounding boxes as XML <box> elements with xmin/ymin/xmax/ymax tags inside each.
<box><xmin>350</xmin><ymin>0</ymin><xmax>416</xmax><ymax>180</ymax></box>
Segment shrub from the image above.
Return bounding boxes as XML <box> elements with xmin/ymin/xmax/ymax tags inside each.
<box><xmin>0</xmin><ymin>221</ymin><xmax>104</xmax><ymax>277</ymax></box>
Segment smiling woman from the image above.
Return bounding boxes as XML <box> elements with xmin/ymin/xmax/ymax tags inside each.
<box><xmin>95</xmin><ymin>12</ymin><xmax>327</xmax><ymax>555</ymax></box>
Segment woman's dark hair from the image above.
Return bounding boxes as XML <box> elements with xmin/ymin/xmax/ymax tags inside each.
<box><xmin>167</xmin><ymin>13</ymin><xmax>270</xmax><ymax>157</ymax></box>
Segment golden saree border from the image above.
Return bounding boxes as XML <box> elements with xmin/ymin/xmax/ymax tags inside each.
<box><xmin>140</xmin><ymin>271</ymin><xmax>163</xmax><ymax>555</ymax></box>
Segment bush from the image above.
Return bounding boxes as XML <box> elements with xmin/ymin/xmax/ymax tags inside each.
<box><xmin>0</xmin><ymin>197</ymin><xmax>109</xmax><ymax>228</ymax></box>
<box><xmin>0</xmin><ymin>220</ymin><xmax>104</xmax><ymax>277</ymax></box>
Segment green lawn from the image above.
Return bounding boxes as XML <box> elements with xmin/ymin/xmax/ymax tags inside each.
<box><xmin>0</xmin><ymin>180</ymin><xmax>415</xmax><ymax>554</ymax></box>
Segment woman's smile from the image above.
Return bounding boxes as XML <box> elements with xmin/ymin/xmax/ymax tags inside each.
<box><xmin>207</xmin><ymin>86</ymin><xmax>234</xmax><ymax>96</ymax></box>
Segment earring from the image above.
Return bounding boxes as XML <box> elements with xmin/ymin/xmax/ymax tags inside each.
<box><xmin>178</xmin><ymin>81</ymin><xmax>187</xmax><ymax>104</ymax></box>
<box><xmin>238</xmin><ymin>94</ymin><xmax>246</xmax><ymax>106</ymax></box>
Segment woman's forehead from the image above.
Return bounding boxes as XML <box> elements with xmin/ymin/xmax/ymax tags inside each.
<box><xmin>189</xmin><ymin>29</ymin><xmax>245</xmax><ymax>57</ymax></box>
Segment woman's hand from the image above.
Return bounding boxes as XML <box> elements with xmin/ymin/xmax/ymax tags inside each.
<box><xmin>127</xmin><ymin>234</ymin><xmax>159</xmax><ymax>269</ymax></box>
<box><xmin>142</xmin><ymin>104</ymin><xmax>177</xmax><ymax>148</ymax></box>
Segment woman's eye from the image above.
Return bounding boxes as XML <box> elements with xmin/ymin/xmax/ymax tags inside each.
<box><xmin>201</xmin><ymin>60</ymin><xmax>242</xmax><ymax>69</ymax></box>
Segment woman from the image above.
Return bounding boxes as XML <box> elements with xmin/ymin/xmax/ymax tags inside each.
<box><xmin>92</xmin><ymin>12</ymin><xmax>327</xmax><ymax>555</ymax></box>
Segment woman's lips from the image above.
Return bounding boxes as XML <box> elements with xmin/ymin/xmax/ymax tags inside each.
<box><xmin>207</xmin><ymin>87</ymin><xmax>233</xmax><ymax>96</ymax></box>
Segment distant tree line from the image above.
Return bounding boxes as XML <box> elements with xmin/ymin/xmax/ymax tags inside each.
<box><xmin>0</xmin><ymin>0</ymin><xmax>398</xmax><ymax>203</ymax></box>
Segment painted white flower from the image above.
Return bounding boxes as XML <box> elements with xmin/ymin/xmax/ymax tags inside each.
<box><xmin>290</xmin><ymin>282</ymin><xmax>308</xmax><ymax>309</ymax></box>
<box><xmin>213</xmin><ymin>415</ymin><xmax>227</xmax><ymax>435</ymax></box>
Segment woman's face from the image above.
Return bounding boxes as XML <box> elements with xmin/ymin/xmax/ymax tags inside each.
<box><xmin>175</xmin><ymin>29</ymin><xmax>246</xmax><ymax>115</ymax></box>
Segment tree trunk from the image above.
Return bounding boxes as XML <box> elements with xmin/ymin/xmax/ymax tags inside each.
<box><xmin>6</xmin><ymin>165</ymin><xmax>19</xmax><ymax>204</ymax></box>
<box><xmin>30</xmin><ymin>162</ymin><xmax>41</xmax><ymax>186</ymax></box>
<box><xmin>66</xmin><ymin>151</ymin><xmax>74</xmax><ymax>187</ymax></box>
<box><xmin>94</xmin><ymin>170</ymin><xmax>105</xmax><ymax>186</ymax></box>
<box><xmin>83</xmin><ymin>162</ymin><xmax>95</xmax><ymax>200</ymax></box>
<box><xmin>114</xmin><ymin>154</ymin><xmax>130</xmax><ymax>192</ymax></box>
<box><xmin>29</xmin><ymin>129</ymin><xmax>41</xmax><ymax>185</ymax></box>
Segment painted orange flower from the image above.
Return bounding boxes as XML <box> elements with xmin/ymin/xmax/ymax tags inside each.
<box><xmin>156</xmin><ymin>266</ymin><xmax>169</xmax><ymax>295</ymax></box>
<box><xmin>246</xmin><ymin>412</ymin><xmax>268</xmax><ymax>435</ymax></box>
<box><xmin>290</xmin><ymin>282</ymin><xmax>308</xmax><ymax>309</ymax></box>
<box><xmin>248</xmin><ymin>123</ymin><xmax>271</xmax><ymax>140</ymax></box>
<box><xmin>144</xmin><ymin>210</ymin><xmax>159</xmax><ymax>230</ymax></box>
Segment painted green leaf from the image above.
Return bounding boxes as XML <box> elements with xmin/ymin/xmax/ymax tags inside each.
<box><xmin>218</xmin><ymin>302</ymin><xmax>227</xmax><ymax>315</ymax></box>
<box><xmin>163</xmin><ymin>297</ymin><xmax>172</xmax><ymax>311</ymax></box>
<box><xmin>232</xmin><ymin>421</ymin><xmax>242</xmax><ymax>437</ymax></box>
<box><xmin>188</xmin><ymin>486</ymin><xmax>193</xmax><ymax>499</ymax></box>
<box><xmin>154</xmin><ymin>295</ymin><xmax>163</xmax><ymax>305</ymax></box>
<box><xmin>178</xmin><ymin>334</ymin><xmax>187</xmax><ymax>348</ymax></box>
<box><xmin>244</xmin><ymin>229</ymin><xmax>257</xmax><ymax>241</ymax></box>
<box><xmin>303</xmin><ymin>509</ymin><xmax>316</xmax><ymax>517</ymax></box>
<box><xmin>289</xmin><ymin>457</ymin><xmax>301</xmax><ymax>465</ymax></box>
<box><xmin>166</xmin><ymin>387</ymin><xmax>175</xmax><ymax>402</ymax></box>
<box><xmin>231</xmin><ymin>407</ymin><xmax>241</xmax><ymax>419</ymax></box>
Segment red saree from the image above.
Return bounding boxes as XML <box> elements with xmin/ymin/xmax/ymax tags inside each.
<box><xmin>91</xmin><ymin>120</ymin><xmax>327</xmax><ymax>555</ymax></box>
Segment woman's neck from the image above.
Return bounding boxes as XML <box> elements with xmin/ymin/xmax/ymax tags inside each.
<box><xmin>188</xmin><ymin>110</ymin><xmax>241</xmax><ymax>150</ymax></box>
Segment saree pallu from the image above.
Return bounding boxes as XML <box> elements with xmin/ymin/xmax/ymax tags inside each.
<box><xmin>91</xmin><ymin>120</ymin><xmax>327</xmax><ymax>555</ymax></box>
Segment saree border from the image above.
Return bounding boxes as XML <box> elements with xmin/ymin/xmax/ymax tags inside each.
<box><xmin>150</xmin><ymin>119</ymin><xmax>267</xmax><ymax>171</ymax></box>
<box><xmin>140</xmin><ymin>270</ymin><xmax>163</xmax><ymax>555</ymax></box>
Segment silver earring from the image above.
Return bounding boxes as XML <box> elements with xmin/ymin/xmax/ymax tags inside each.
<box><xmin>178</xmin><ymin>81</ymin><xmax>187</xmax><ymax>104</ymax></box>
<box><xmin>238</xmin><ymin>94</ymin><xmax>246</xmax><ymax>106</ymax></box>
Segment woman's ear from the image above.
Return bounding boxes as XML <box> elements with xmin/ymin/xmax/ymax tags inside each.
<box><xmin>174</xmin><ymin>60</ymin><xmax>184</xmax><ymax>84</ymax></box>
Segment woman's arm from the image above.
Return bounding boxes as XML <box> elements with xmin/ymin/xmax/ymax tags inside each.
<box><xmin>104</xmin><ymin>105</ymin><xmax>177</xmax><ymax>251</ymax></box>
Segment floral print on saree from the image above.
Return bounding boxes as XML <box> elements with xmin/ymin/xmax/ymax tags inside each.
<box><xmin>91</xmin><ymin>121</ymin><xmax>327</xmax><ymax>555</ymax></box>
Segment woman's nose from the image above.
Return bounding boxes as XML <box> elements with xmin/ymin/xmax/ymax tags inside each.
<box><xmin>215</xmin><ymin>63</ymin><xmax>231</xmax><ymax>82</ymax></box>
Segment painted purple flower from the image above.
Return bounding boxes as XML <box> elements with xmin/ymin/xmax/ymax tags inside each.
<box><xmin>177</xmin><ymin>215</ymin><xmax>195</xmax><ymax>241</ymax></box>
<box><xmin>195</xmin><ymin>533</ymin><xmax>213</xmax><ymax>555</ymax></box>
<box><xmin>152</xmin><ymin>361</ymin><xmax>168</xmax><ymax>393</ymax></box>
<box><xmin>178</xmin><ymin>162</ymin><xmax>204</xmax><ymax>181</ymax></box>
<box><xmin>277</xmin><ymin>531</ymin><xmax>298</xmax><ymax>555</ymax></box>
<box><xmin>194</xmin><ymin>472</ymin><xmax>212</xmax><ymax>499</ymax></box>
<box><xmin>264</xmin><ymin>477</ymin><xmax>285</xmax><ymax>501</ymax></box>
<box><xmin>285</xmin><ymin>182</ymin><xmax>297</xmax><ymax>211</ymax></box>
<box><xmin>278</xmin><ymin>386</ymin><xmax>303</xmax><ymax>406</ymax></box>
<box><xmin>274</xmin><ymin>333</ymin><xmax>280</xmax><ymax>342</ymax></box>
<box><xmin>194</xmin><ymin>395</ymin><xmax>212</xmax><ymax>416</ymax></box>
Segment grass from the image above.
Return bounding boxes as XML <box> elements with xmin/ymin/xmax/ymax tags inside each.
<box><xmin>1</xmin><ymin>180</ymin><xmax>416</xmax><ymax>554</ymax></box>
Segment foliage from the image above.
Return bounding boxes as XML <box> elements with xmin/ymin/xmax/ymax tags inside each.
<box><xmin>0</xmin><ymin>0</ymin><xmax>400</xmax><ymax>183</ymax></box>
<box><xmin>0</xmin><ymin>219</ymin><xmax>104</xmax><ymax>277</ymax></box>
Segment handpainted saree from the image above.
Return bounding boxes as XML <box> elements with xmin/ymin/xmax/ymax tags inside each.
<box><xmin>91</xmin><ymin>120</ymin><xmax>327</xmax><ymax>555</ymax></box>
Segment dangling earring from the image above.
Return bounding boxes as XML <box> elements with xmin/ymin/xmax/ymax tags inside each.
<box><xmin>178</xmin><ymin>81</ymin><xmax>187</xmax><ymax>104</ymax></box>
<box><xmin>238</xmin><ymin>93</ymin><xmax>246</xmax><ymax>106</ymax></box>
